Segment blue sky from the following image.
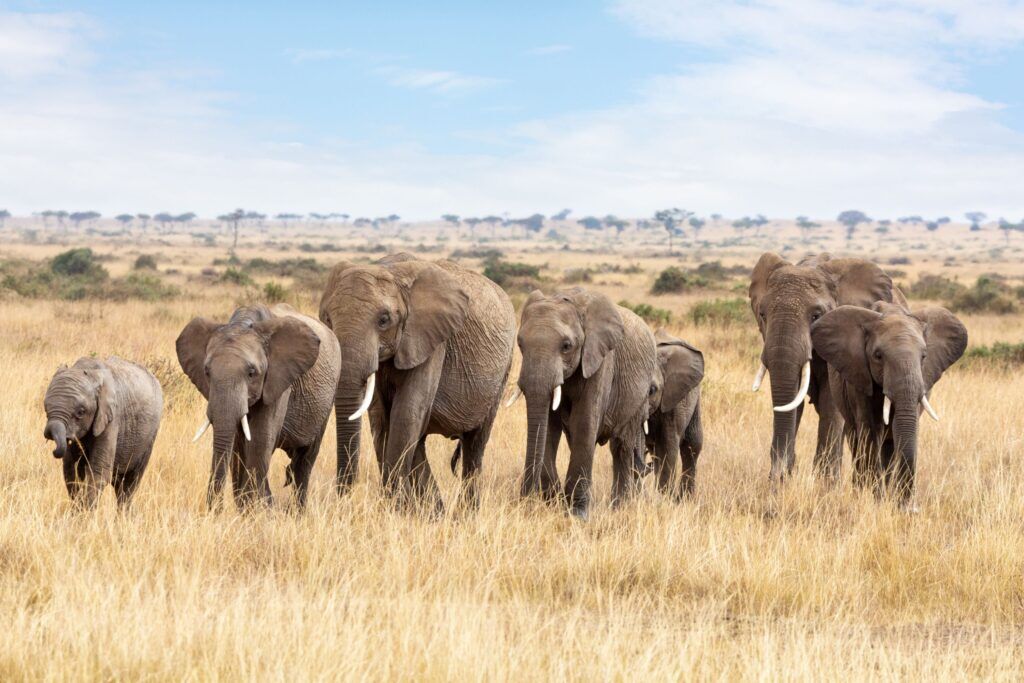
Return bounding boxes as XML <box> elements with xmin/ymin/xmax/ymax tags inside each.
<box><xmin>2</xmin><ymin>1</ymin><xmax>1023</xmax><ymax>219</ymax></box>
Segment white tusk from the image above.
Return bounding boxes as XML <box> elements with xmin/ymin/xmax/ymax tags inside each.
<box><xmin>347</xmin><ymin>372</ymin><xmax>376</xmax><ymax>421</ymax></box>
<box><xmin>240</xmin><ymin>414</ymin><xmax>251</xmax><ymax>441</ymax></box>
<box><xmin>883</xmin><ymin>396</ymin><xmax>891</xmax><ymax>426</ymax></box>
<box><xmin>774</xmin><ymin>361</ymin><xmax>810</xmax><ymax>413</ymax></box>
<box><xmin>192</xmin><ymin>418</ymin><xmax>211</xmax><ymax>443</ymax></box>
<box><xmin>551</xmin><ymin>385</ymin><xmax>562</xmax><ymax>411</ymax></box>
<box><xmin>752</xmin><ymin>363</ymin><xmax>767</xmax><ymax>392</ymax></box>
<box><xmin>921</xmin><ymin>395</ymin><xmax>939</xmax><ymax>422</ymax></box>
<box><xmin>643</xmin><ymin>420</ymin><xmax>649</xmax><ymax>435</ymax></box>
<box><xmin>505</xmin><ymin>386</ymin><xmax>522</xmax><ymax>408</ymax></box>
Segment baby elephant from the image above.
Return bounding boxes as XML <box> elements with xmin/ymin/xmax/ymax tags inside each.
<box><xmin>812</xmin><ymin>302</ymin><xmax>967</xmax><ymax>504</ymax></box>
<box><xmin>645</xmin><ymin>329</ymin><xmax>704</xmax><ymax>499</ymax></box>
<box><xmin>43</xmin><ymin>357</ymin><xmax>163</xmax><ymax>509</ymax></box>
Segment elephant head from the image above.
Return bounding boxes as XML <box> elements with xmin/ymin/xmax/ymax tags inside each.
<box><xmin>811</xmin><ymin>302</ymin><xmax>967</xmax><ymax>492</ymax></box>
<box><xmin>749</xmin><ymin>252</ymin><xmax>895</xmax><ymax>480</ymax></box>
<box><xmin>318</xmin><ymin>254</ymin><xmax>469</xmax><ymax>488</ymax></box>
<box><xmin>43</xmin><ymin>361</ymin><xmax>115</xmax><ymax>459</ymax></box>
<box><xmin>176</xmin><ymin>307</ymin><xmax>321</xmax><ymax>468</ymax></box>
<box><xmin>515</xmin><ymin>288</ymin><xmax>624</xmax><ymax>491</ymax></box>
<box><xmin>653</xmin><ymin>329</ymin><xmax>704</xmax><ymax>415</ymax></box>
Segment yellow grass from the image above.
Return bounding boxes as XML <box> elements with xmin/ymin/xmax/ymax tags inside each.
<box><xmin>1</xmin><ymin>224</ymin><xmax>1023</xmax><ymax>680</ymax></box>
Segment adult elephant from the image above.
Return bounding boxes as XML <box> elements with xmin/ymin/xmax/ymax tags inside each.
<box><xmin>645</xmin><ymin>329</ymin><xmax>704</xmax><ymax>499</ymax></box>
<box><xmin>177</xmin><ymin>304</ymin><xmax>341</xmax><ymax>509</ymax></box>
<box><xmin>318</xmin><ymin>253</ymin><xmax>515</xmax><ymax>510</ymax></box>
<box><xmin>512</xmin><ymin>287</ymin><xmax>656</xmax><ymax>518</ymax></box>
<box><xmin>811</xmin><ymin>302</ymin><xmax>967</xmax><ymax>505</ymax></box>
<box><xmin>749</xmin><ymin>253</ymin><xmax>902</xmax><ymax>484</ymax></box>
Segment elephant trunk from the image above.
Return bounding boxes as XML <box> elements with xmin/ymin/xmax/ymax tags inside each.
<box><xmin>44</xmin><ymin>419</ymin><xmax>67</xmax><ymax>459</ymax></box>
<box><xmin>207</xmin><ymin>379</ymin><xmax>248</xmax><ymax>501</ymax></box>
<box><xmin>890</xmin><ymin>402</ymin><xmax>920</xmax><ymax>504</ymax></box>
<box><xmin>334</xmin><ymin>344</ymin><xmax>378</xmax><ymax>495</ymax></box>
<box><xmin>521</xmin><ymin>391</ymin><xmax>551</xmax><ymax>497</ymax></box>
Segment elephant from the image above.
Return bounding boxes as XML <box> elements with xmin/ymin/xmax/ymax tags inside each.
<box><xmin>176</xmin><ymin>304</ymin><xmax>341</xmax><ymax>510</ymax></box>
<box><xmin>512</xmin><ymin>287</ymin><xmax>657</xmax><ymax>518</ymax></box>
<box><xmin>644</xmin><ymin>329</ymin><xmax>704</xmax><ymax>499</ymax></box>
<box><xmin>318</xmin><ymin>253</ymin><xmax>515</xmax><ymax>510</ymax></box>
<box><xmin>748</xmin><ymin>252</ymin><xmax>904</xmax><ymax>484</ymax></box>
<box><xmin>43</xmin><ymin>357</ymin><xmax>163</xmax><ymax>509</ymax></box>
<box><xmin>811</xmin><ymin>301</ymin><xmax>967</xmax><ymax>504</ymax></box>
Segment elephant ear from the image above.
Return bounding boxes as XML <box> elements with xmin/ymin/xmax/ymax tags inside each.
<box><xmin>576</xmin><ymin>290</ymin><xmax>624</xmax><ymax>378</ymax></box>
<box><xmin>812</xmin><ymin>305</ymin><xmax>882</xmax><ymax>394</ymax></box>
<box><xmin>656</xmin><ymin>332</ymin><xmax>704</xmax><ymax>411</ymax></box>
<box><xmin>749</xmin><ymin>253</ymin><xmax>789</xmax><ymax>328</ymax></box>
<box><xmin>92</xmin><ymin>366</ymin><xmax>116</xmax><ymax>437</ymax></box>
<box><xmin>819</xmin><ymin>258</ymin><xmax>894</xmax><ymax>307</ymax></box>
<box><xmin>318</xmin><ymin>261</ymin><xmax>355</xmax><ymax>328</ymax></box>
<box><xmin>176</xmin><ymin>317</ymin><xmax>220</xmax><ymax>398</ymax></box>
<box><xmin>255</xmin><ymin>317</ymin><xmax>321</xmax><ymax>404</ymax></box>
<box><xmin>914</xmin><ymin>306</ymin><xmax>968</xmax><ymax>391</ymax></box>
<box><xmin>395</xmin><ymin>264</ymin><xmax>469</xmax><ymax>370</ymax></box>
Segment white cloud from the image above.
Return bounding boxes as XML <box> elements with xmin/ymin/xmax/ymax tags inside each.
<box><xmin>375</xmin><ymin>66</ymin><xmax>501</xmax><ymax>93</ymax></box>
<box><xmin>527</xmin><ymin>44</ymin><xmax>572</xmax><ymax>55</ymax></box>
<box><xmin>0</xmin><ymin>11</ymin><xmax>95</xmax><ymax>79</ymax></box>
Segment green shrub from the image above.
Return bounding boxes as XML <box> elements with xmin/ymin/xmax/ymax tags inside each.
<box><xmin>688</xmin><ymin>298</ymin><xmax>750</xmax><ymax>326</ymax></box>
<box><xmin>619</xmin><ymin>300</ymin><xmax>671</xmax><ymax>325</ymax></box>
<box><xmin>108</xmin><ymin>273</ymin><xmax>179</xmax><ymax>301</ymax></box>
<box><xmin>133</xmin><ymin>254</ymin><xmax>158</xmax><ymax>270</ymax></box>
<box><xmin>962</xmin><ymin>342</ymin><xmax>1024</xmax><ymax>369</ymax></box>
<box><xmin>262</xmin><ymin>281</ymin><xmax>289</xmax><ymax>303</ymax></box>
<box><xmin>482</xmin><ymin>257</ymin><xmax>541</xmax><ymax>290</ymax></box>
<box><xmin>947</xmin><ymin>276</ymin><xmax>1017</xmax><ymax>314</ymax></box>
<box><xmin>906</xmin><ymin>273</ymin><xmax>965</xmax><ymax>300</ymax></box>
<box><xmin>690</xmin><ymin>261</ymin><xmax>750</xmax><ymax>282</ymax></box>
<box><xmin>449</xmin><ymin>248</ymin><xmax>504</xmax><ymax>260</ymax></box>
<box><xmin>51</xmin><ymin>248</ymin><xmax>107</xmax><ymax>279</ymax></box>
<box><xmin>221</xmin><ymin>268</ymin><xmax>255</xmax><ymax>286</ymax></box>
<box><xmin>651</xmin><ymin>266</ymin><xmax>707</xmax><ymax>294</ymax></box>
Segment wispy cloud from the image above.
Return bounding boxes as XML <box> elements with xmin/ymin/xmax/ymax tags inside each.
<box><xmin>0</xmin><ymin>11</ymin><xmax>96</xmax><ymax>79</ymax></box>
<box><xmin>376</xmin><ymin>66</ymin><xmax>501</xmax><ymax>93</ymax></box>
<box><xmin>527</xmin><ymin>44</ymin><xmax>571</xmax><ymax>56</ymax></box>
<box><xmin>283</xmin><ymin>47</ymin><xmax>352</xmax><ymax>64</ymax></box>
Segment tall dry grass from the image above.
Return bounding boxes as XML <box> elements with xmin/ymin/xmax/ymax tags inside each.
<box><xmin>1</xmin><ymin>245</ymin><xmax>1022</xmax><ymax>680</ymax></box>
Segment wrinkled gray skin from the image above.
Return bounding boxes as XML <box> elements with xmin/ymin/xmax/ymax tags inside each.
<box><xmin>176</xmin><ymin>304</ymin><xmax>341</xmax><ymax>510</ymax></box>
<box><xmin>749</xmin><ymin>252</ymin><xmax>904</xmax><ymax>485</ymax></box>
<box><xmin>516</xmin><ymin>287</ymin><xmax>657</xmax><ymax>518</ymax></box>
<box><xmin>644</xmin><ymin>329</ymin><xmax>704</xmax><ymax>499</ymax></box>
<box><xmin>319</xmin><ymin>253</ymin><xmax>515</xmax><ymax>512</ymax></box>
<box><xmin>43</xmin><ymin>357</ymin><xmax>163</xmax><ymax>509</ymax></box>
<box><xmin>812</xmin><ymin>302</ymin><xmax>967</xmax><ymax>505</ymax></box>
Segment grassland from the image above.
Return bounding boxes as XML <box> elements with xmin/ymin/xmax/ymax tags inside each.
<box><xmin>1</xmin><ymin>218</ymin><xmax>1022</xmax><ymax>680</ymax></box>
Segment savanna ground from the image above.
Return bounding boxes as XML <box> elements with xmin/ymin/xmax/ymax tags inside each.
<box><xmin>1</xmin><ymin>216</ymin><xmax>1022</xmax><ymax>680</ymax></box>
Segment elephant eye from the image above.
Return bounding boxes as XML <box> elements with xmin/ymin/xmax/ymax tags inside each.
<box><xmin>560</xmin><ymin>339</ymin><xmax>573</xmax><ymax>353</ymax></box>
<box><xmin>75</xmin><ymin>406</ymin><xmax>85</xmax><ymax>417</ymax></box>
<box><xmin>648</xmin><ymin>384</ymin><xmax>657</xmax><ymax>397</ymax></box>
<box><xmin>377</xmin><ymin>311</ymin><xmax>391</xmax><ymax>329</ymax></box>
<box><xmin>247</xmin><ymin>365</ymin><xmax>257</xmax><ymax>378</ymax></box>
<box><xmin>874</xmin><ymin>350</ymin><xmax>883</xmax><ymax>360</ymax></box>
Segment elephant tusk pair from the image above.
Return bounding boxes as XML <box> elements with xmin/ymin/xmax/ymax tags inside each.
<box><xmin>773</xmin><ymin>361</ymin><xmax>811</xmax><ymax>413</ymax></box>
<box><xmin>752</xmin><ymin>363</ymin><xmax>767</xmax><ymax>392</ymax></box>
<box><xmin>191</xmin><ymin>414</ymin><xmax>252</xmax><ymax>442</ymax></box>
<box><xmin>882</xmin><ymin>394</ymin><xmax>939</xmax><ymax>425</ymax></box>
<box><xmin>551</xmin><ymin>385</ymin><xmax>562</xmax><ymax>411</ymax></box>
<box><xmin>348</xmin><ymin>372</ymin><xmax>376</xmax><ymax>421</ymax></box>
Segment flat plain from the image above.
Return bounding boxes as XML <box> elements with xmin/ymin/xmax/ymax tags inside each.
<box><xmin>1</xmin><ymin>217</ymin><xmax>1021</xmax><ymax>680</ymax></box>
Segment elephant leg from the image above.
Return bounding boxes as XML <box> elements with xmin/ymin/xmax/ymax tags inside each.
<box><xmin>286</xmin><ymin>434</ymin><xmax>323</xmax><ymax>510</ymax></box>
<box><xmin>812</xmin><ymin>384</ymin><xmax>844</xmax><ymax>483</ymax></box>
<box><xmin>564</xmin><ymin>413</ymin><xmax>600</xmax><ymax>519</ymax></box>
<box><xmin>879</xmin><ymin>439</ymin><xmax>898</xmax><ymax>499</ymax></box>
<box><xmin>230</xmin><ymin>446</ymin><xmax>252</xmax><ymax>509</ymax></box>
<box><xmin>539</xmin><ymin>413</ymin><xmax>563</xmax><ymax>502</ymax></box>
<box><xmin>410</xmin><ymin>438</ymin><xmax>444</xmax><ymax>516</ymax></box>
<box><xmin>113</xmin><ymin>463</ymin><xmax>145</xmax><ymax>509</ymax></box>
<box><xmin>380</xmin><ymin>348</ymin><xmax>444</xmax><ymax>506</ymax></box>
<box><xmin>678</xmin><ymin>405</ymin><xmax>703</xmax><ymax>499</ymax></box>
<box><xmin>455</xmin><ymin>424</ymin><xmax>489</xmax><ymax>509</ymax></box>
<box><xmin>79</xmin><ymin>460</ymin><xmax>111</xmax><ymax>510</ymax></box>
<box><xmin>609</xmin><ymin>437</ymin><xmax>642</xmax><ymax>507</ymax></box>
<box><xmin>370</xmin><ymin>403</ymin><xmax>389</xmax><ymax>481</ymax></box>
<box><xmin>788</xmin><ymin>402</ymin><xmax>805</xmax><ymax>475</ymax></box>
<box><xmin>62</xmin><ymin>452</ymin><xmax>88</xmax><ymax>502</ymax></box>
<box><xmin>652</xmin><ymin>415</ymin><xmax>680</xmax><ymax>497</ymax></box>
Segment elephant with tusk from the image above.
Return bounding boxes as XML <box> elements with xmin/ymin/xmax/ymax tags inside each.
<box><xmin>748</xmin><ymin>252</ymin><xmax>906</xmax><ymax>485</ymax></box>
<box><xmin>176</xmin><ymin>304</ymin><xmax>341</xmax><ymax>510</ymax></box>
<box><xmin>43</xmin><ymin>357</ymin><xmax>163</xmax><ymax>509</ymax></box>
<box><xmin>812</xmin><ymin>301</ymin><xmax>967</xmax><ymax>505</ymax></box>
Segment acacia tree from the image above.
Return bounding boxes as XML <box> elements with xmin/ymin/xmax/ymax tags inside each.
<box><xmin>136</xmin><ymin>213</ymin><xmax>151</xmax><ymax>232</ymax></box>
<box><xmin>654</xmin><ymin>208</ymin><xmax>691</xmax><ymax>253</ymax></box>
<box><xmin>751</xmin><ymin>214</ymin><xmax>769</xmax><ymax>237</ymax></box>
<box><xmin>688</xmin><ymin>216</ymin><xmax>706</xmax><ymax>242</ymax></box>
<box><xmin>0</xmin><ymin>209</ymin><xmax>10</xmax><ymax>228</ymax></box>
<box><xmin>603</xmin><ymin>215</ymin><xmax>629</xmax><ymax>238</ymax></box>
<box><xmin>577</xmin><ymin>216</ymin><xmax>602</xmax><ymax>231</ymax></box>
<box><xmin>70</xmin><ymin>211</ymin><xmax>100</xmax><ymax>230</ymax></box>
<box><xmin>154</xmin><ymin>212</ymin><xmax>175</xmax><ymax>231</ymax></box>
<box><xmin>965</xmin><ymin>211</ymin><xmax>987</xmax><ymax>232</ymax></box>
<box><xmin>115</xmin><ymin>214</ymin><xmax>134</xmax><ymax>230</ymax></box>
<box><xmin>217</xmin><ymin>208</ymin><xmax>246</xmax><ymax>251</ymax></box>
<box><xmin>837</xmin><ymin>210</ymin><xmax>870</xmax><ymax>244</ymax></box>
<box><xmin>552</xmin><ymin>208</ymin><xmax>572</xmax><ymax>221</ymax></box>
<box><xmin>795</xmin><ymin>215</ymin><xmax>820</xmax><ymax>243</ymax></box>
<box><xmin>732</xmin><ymin>216</ymin><xmax>753</xmax><ymax>240</ymax></box>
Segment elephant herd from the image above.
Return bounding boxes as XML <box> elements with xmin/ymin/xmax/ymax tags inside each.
<box><xmin>41</xmin><ymin>251</ymin><xmax>967</xmax><ymax>516</ymax></box>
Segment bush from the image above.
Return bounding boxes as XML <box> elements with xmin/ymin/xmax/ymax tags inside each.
<box><xmin>562</xmin><ymin>268</ymin><xmax>593</xmax><ymax>284</ymax></box>
<box><xmin>651</xmin><ymin>266</ymin><xmax>707</xmax><ymax>294</ymax></box>
<box><xmin>220</xmin><ymin>268</ymin><xmax>255</xmax><ymax>286</ymax></box>
<box><xmin>947</xmin><ymin>276</ymin><xmax>1017</xmax><ymax>314</ymax></box>
<box><xmin>262</xmin><ymin>281</ymin><xmax>289</xmax><ymax>303</ymax></box>
<box><xmin>619</xmin><ymin>300</ymin><xmax>671</xmax><ymax>325</ymax></box>
<box><xmin>906</xmin><ymin>273</ymin><xmax>965</xmax><ymax>300</ymax></box>
<box><xmin>962</xmin><ymin>342</ymin><xmax>1024</xmax><ymax>369</ymax></box>
<box><xmin>0</xmin><ymin>256</ymin><xmax>176</xmax><ymax>302</ymax></box>
<box><xmin>51</xmin><ymin>248</ymin><xmax>107</xmax><ymax>279</ymax></box>
<box><xmin>688</xmin><ymin>298</ymin><xmax>750</xmax><ymax>326</ymax></box>
<box><xmin>449</xmin><ymin>248</ymin><xmax>504</xmax><ymax>260</ymax></box>
<box><xmin>482</xmin><ymin>257</ymin><xmax>541</xmax><ymax>290</ymax></box>
<box><xmin>107</xmin><ymin>273</ymin><xmax>179</xmax><ymax>301</ymax></box>
<box><xmin>690</xmin><ymin>261</ymin><xmax>750</xmax><ymax>282</ymax></box>
<box><xmin>133</xmin><ymin>254</ymin><xmax>158</xmax><ymax>270</ymax></box>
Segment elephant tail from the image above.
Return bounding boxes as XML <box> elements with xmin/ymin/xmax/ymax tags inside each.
<box><xmin>449</xmin><ymin>441</ymin><xmax>462</xmax><ymax>475</ymax></box>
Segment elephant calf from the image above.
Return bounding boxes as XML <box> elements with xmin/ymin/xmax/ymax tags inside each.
<box><xmin>812</xmin><ymin>302</ymin><xmax>967</xmax><ymax>505</ymax></box>
<box><xmin>645</xmin><ymin>330</ymin><xmax>704</xmax><ymax>499</ymax></box>
<box><xmin>43</xmin><ymin>357</ymin><xmax>163</xmax><ymax>509</ymax></box>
